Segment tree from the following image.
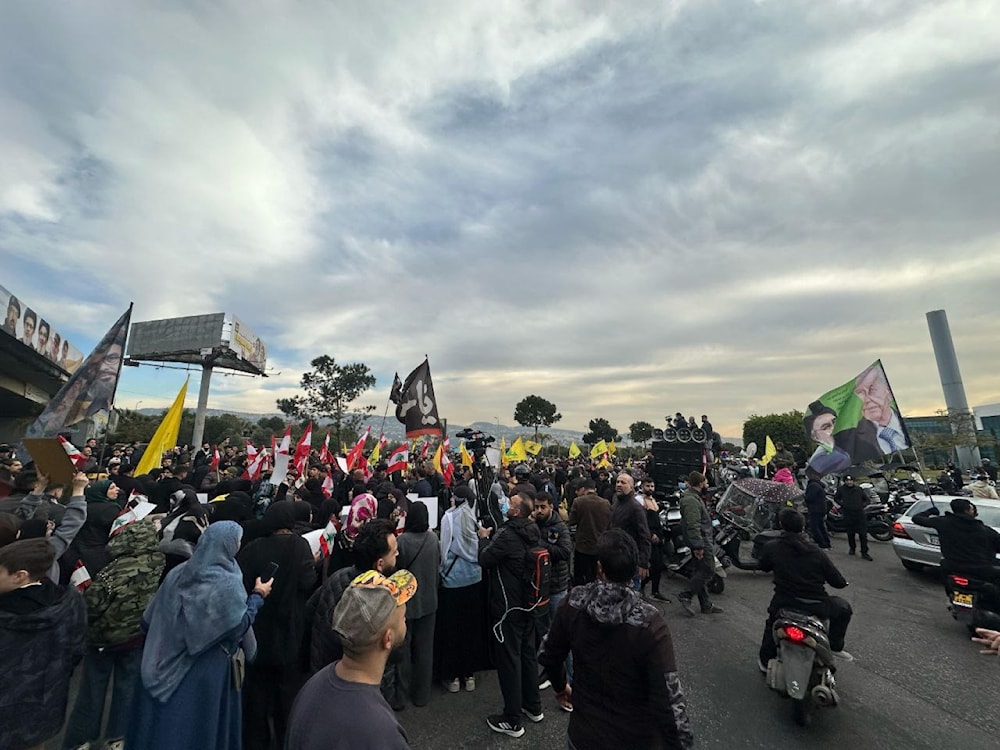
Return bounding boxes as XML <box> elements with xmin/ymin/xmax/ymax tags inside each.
<box><xmin>910</xmin><ymin>409</ymin><xmax>992</xmax><ymax>468</ymax></box>
<box><xmin>513</xmin><ymin>395</ymin><xmax>562</xmax><ymax>441</ymax></box>
<box><xmin>742</xmin><ymin>411</ymin><xmax>805</xmax><ymax>456</ymax></box>
<box><xmin>629</xmin><ymin>420</ymin><xmax>655</xmax><ymax>447</ymax></box>
<box><xmin>277</xmin><ymin>355</ymin><xmax>376</xmax><ymax>447</ymax></box>
<box><xmin>583</xmin><ymin>417</ymin><xmax>619</xmax><ymax>445</ymax></box>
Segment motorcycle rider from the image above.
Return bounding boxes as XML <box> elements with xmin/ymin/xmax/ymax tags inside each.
<box><xmin>912</xmin><ymin>497</ymin><xmax>1000</xmax><ymax>584</ymax></box>
<box><xmin>804</xmin><ymin>470</ymin><xmax>831</xmax><ymax>549</ymax></box>
<box><xmin>757</xmin><ymin>509</ymin><xmax>853</xmax><ymax>671</ymax></box>
<box><xmin>677</xmin><ymin>472</ymin><xmax>722</xmax><ymax>616</ymax></box>
<box><xmin>834</xmin><ymin>475</ymin><xmax>872</xmax><ymax>561</ymax></box>
<box><xmin>981</xmin><ymin>458</ymin><xmax>997</xmax><ymax>483</ymax></box>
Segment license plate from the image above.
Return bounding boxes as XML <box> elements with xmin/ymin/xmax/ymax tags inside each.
<box><xmin>952</xmin><ymin>592</ymin><xmax>974</xmax><ymax>608</ymax></box>
<box><xmin>928</xmin><ymin>535</ymin><xmax>939</xmax><ymax>546</ymax></box>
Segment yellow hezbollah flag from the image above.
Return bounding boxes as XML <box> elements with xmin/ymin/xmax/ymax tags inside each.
<box><xmin>135</xmin><ymin>379</ymin><xmax>189</xmax><ymax>476</ymax></box>
<box><xmin>608</xmin><ymin>440</ymin><xmax>617</xmax><ymax>455</ymax></box>
<box><xmin>759</xmin><ymin>435</ymin><xmax>777</xmax><ymax>466</ymax></box>
<box><xmin>433</xmin><ymin>443</ymin><xmax>444</xmax><ymax>475</ymax></box>
<box><xmin>369</xmin><ymin>442</ymin><xmax>382</xmax><ymax>465</ymax></box>
<box><xmin>460</xmin><ymin>441</ymin><xmax>473</xmax><ymax>467</ymax></box>
<box><xmin>506</xmin><ymin>437</ymin><xmax>528</xmax><ymax>461</ymax></box>
<box><xmin>524</xmin><ymin>440</ymin><xmax>542</xmax><ymax>456</ymax></box>
<box><xmin>597</xmin><ymin>456</ymin><xmax>612</xmax><ymax>469</ymax></box>
<box><xmin>590</xmin><ymin>439</ymin><xmax>607</xmax><ymax>459</ymax></box>
<box><xmin>568</xmin><ymin>441</ymin><xmax>581</xmax><ymax>459</ymax></box>
<box><xmin>500</xmin><ymin>435</ymin><xmax>508</xmax><ymax>466</ymax></box>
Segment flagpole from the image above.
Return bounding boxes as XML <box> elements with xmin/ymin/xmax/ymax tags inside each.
<box><xmin>97</xmin><ymin>302</ymin><xmax>134</xmax><ymax>471</ymax></box>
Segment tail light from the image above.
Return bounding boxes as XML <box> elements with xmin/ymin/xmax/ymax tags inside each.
<box><xmin>951</xmin><ymin>576</ymin><xmax>969</xmax><ymax>587</ymax></box>
<box><xmin>784</xmin><ymin>625</ymin><xmax>807</xmax><ymax>643</ymax></box>
<box><xmin>892</xmin><ymin>522</ymin><xmax>911</xmax><ymax>539</ymax></box>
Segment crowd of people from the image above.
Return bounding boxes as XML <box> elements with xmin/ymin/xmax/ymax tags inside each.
<box><xmin>1</xmin><ymin>433</ymin><xmax>997</xmax><ymax>750</ymax></box>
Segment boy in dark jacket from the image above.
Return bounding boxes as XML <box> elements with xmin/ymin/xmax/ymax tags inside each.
<box><xmin>0</xmin><ymin>539</ymin><xmax>87</xmax><ymax>750</ymax></box>
<box><xmin>478</xmin><ymin>489</ymin><xmax>544</xmax><ymax>738</ymax></box>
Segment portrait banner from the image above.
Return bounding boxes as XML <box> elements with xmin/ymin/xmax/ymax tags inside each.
<box><xmin>803</xmin><ymin>359</ymin><xmax>911</xmax><ymax>476</ymax></box>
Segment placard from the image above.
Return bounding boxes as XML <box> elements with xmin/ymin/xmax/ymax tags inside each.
<box><xmin>22</xmin><ymin>438</ymin><xmax>76</xmax><ymax>486</ymax></box>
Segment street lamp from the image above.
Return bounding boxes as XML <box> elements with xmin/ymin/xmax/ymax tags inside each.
<box><xmin>134</xmin><ymin>401</ymin><xmax>143</xmax><ymax>413</ymax></box>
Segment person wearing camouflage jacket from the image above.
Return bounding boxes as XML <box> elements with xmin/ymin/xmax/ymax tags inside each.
<box><xmin>62</xmin><ymin>520</ymin><xmax>165</xmax><ymax>750</ymax></box>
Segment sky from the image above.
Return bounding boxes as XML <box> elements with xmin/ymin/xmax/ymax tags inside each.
<box><xmin>2</xmin><ymin>0</ymin><xmax>999</xmax><ymax>439</ymax></box>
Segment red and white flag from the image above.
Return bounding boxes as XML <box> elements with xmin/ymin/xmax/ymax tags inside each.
<box><xmin>321</xmin><ymin>473</ymin><xmax>334</xmax><ymax>499</ymax></box>
<box><xmin>209</xmin><ymin>445</ymin><xmax>221</xmax><ymax>471</ymax></box>
<box><xmin>318</xmin><ymin>515</ymin><xmax>341</xmax><ymax>557</ymax></box>
<box><xmin>294</xmin><ymin>422</ymin><xmax>313</xmax><ymax>475</ymax></box>
<box><xmin>246</xmin><ymin>441</ymin><xmax>258</xmax><ymax>461</ymax></box>
<box><xmin>70</xmin><ymin>560</ymin><xmax>92</xmax><ymax>591</ymax></box>
<box><xmin>419</xmin><ymin>441</ymin><xmax>430</xmax><ymax>461</ymax></box>
<box><xmin>347</xmin><ymin>426</ymin><xmax>371</xmax><ymax>471</ymax></box>
<box><xmin>57</xmin><ymin>435</ymin><xmax>88</xmax><ymax>470</ymax></box>
<box><xmin>441</xmin><ymin>437</ymin><xmax>454</xmax><ymax>487</ymax></box>
<box><xmin>387</xmin><ymin>444</ymin><xmax>409</xmax><ymax>475</ymax></box>
<box><xmin>242</xmin><ymin>450</ymin><xmax>266</xmax><ymax>481</ymax></box>
<box><xmin>319</xmin><ymin>431</ymin><xmax>333</xmax><ymax>465</ymax></box>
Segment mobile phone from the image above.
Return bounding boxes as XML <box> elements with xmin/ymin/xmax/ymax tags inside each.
<box><xmin>263</xmin><ymin>562</ymin><xmax>279</xmax><ymax>583</ymax></box>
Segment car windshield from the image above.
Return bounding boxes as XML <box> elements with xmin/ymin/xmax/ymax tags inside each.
<box><xmin>906</xmin><ymin>499</ymin><xmax>1000</xmax><ymax>529</ymax></box>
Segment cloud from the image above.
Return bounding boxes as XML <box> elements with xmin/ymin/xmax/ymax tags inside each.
<box><xmin>2</xmin><ymin>0</ymin><xmax>999</xmax><ymax>438</ymax></box>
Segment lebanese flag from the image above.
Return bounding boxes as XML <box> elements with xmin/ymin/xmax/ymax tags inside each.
<box><xmin>209</xmin><ymin>445</ymin><xmax>221</xmax><ymax>471</ymax></box>
<box><xmin>319</xmin><ymin>431</ymin><xmax>333</xmax><ymax>465</ymax></box>
<box><xmin>321</xmin><ymin>473</ymin><xmax>334</xmax><ymax>499</ymax></box>
<box><xmin>294</xmin><ymin>422</ymin><xmax>313</xmax><ymax>475</ymax></box>
<box><xmin>318</xmin><ymin>515</ymin><xmax>342</xmax><ymax>557</ymax></box>
<box><xmin>242</xmin><ymin>450</ymin><xmax>266</xmax><ymax>481</ymax></box>
<box><xmin>246</xmin><ymin>441</ymin><xmax>258</xmax><ymax>461</ymax></box>
<box><xmin>277</xmin><ymin>426</ymin><xmax>292</xmax><ymax>456</ymax></box>
<box><xmin>57</xmin><ymin>435</ymin><xmax>88</xmax><ymax>470</ymax></box>
<box><xmin>70</xmin><ymin>560</ymin><xmax>92</xmax><ymax>591</ymax></box>
<box><xmin>419</xmin><ymin>441</ymin><xmax>430</xmax><ymax>461</ymax></box>
<box><xmin>387</xmin><ymin>444</ymin><xmax>408</xmax><ymax>474</ymax></box>
<box><xmin>347</xmin><ymin>426</ymin><xmax>371</xmax><ymax>471</ymax></box>
<box><xmin>261</xmin><ymin>448</ymin><xmax>272</xmax><ymax>474</ymax></box>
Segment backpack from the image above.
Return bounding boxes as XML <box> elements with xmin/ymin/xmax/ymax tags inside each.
<box><xmin>523</xmin><ymin>544</ymin><xmax>552</xmax><ymax>609</ymax></box>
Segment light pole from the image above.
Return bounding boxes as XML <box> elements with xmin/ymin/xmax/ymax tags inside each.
<box><xmin>134</xmin><ymin>400</ymin><xmax>143</xmax><ymax>413</ymax></box>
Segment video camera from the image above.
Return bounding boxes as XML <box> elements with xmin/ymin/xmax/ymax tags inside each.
<box><xmin>455</xmin><ymin>428</ymin><xmax>495</xmax><ymax>460</ymax></box>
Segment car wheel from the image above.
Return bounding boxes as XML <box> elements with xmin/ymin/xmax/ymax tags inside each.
<box><xmin>900</xmin><ymin>560</ymin><xmax>924</xmax><ymax>572</ymax></box>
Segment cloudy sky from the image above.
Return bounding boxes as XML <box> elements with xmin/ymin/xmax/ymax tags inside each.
<box><xmin>2</xmin><ymin>0</ymin><xmax>999</xmax><ymax>439</ymax></box>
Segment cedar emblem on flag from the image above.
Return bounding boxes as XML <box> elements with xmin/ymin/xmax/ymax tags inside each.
<box><xmin>387</xmin><ymin>444</ymin><xmax>409</xmax><ymax>474</ymax></box>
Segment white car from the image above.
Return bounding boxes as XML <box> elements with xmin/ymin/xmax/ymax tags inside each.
<box><xmin>891</xmin><ymin>496</ymin><xmax>1000</xmax><ymax>572</ymax></box>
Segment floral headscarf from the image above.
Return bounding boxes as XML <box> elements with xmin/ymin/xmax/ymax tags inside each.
<box><xmin>345</xmin><ymin>493</ymin><xmax>378</xmax><ymax>540</ymax></box>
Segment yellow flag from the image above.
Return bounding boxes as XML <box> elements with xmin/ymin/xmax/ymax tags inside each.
<box><xmin>507</xmin><ymin>437</ymin><xmax>528</xmax><ymax>461</ymax></box>
<box><xmin>524</xmin><ymin>440</ymin><xmax>542</xmax><ymax>456</ymax></box>
<box><xmin>135</xmin><ymin>379</ymin><xmax>189</xmax><ymax>476</ymax></box>
<box><xmin>500</xmin><ymin>435</ymin><xmax>508</xmax><ymax>466</ymax></box>
<box><xmin>597</xmin><ymin>456</ymin><xmax>612</xmax><ymax>469</ymax></box>
<box><xmin>369</xmin><ymin>442</ymin><xmax>381</xmax><ymax>465</ymax></box>
<box><xmin>759</xmin><ymin>435</ymin><xmax>777</xmax><ymax>466</ymax></box>
<box><xmin>608</xmin><ymin>440</ymin><xmax>617</xmax><ymax>455</ymax></box>
<box><xmin>433</xmin><ymin>443</ymin><xmax>444</xmax><ymax>475</ymax></box>
<box><xmin>568</xmin><ymin>441</ymin><xmax>581</xmax><ymax>459</ymax></box>
<box><xmin>460</xmin><ymin>441</ymin><xmax>473</xmax><ymax>467</ymax></box>
<box><xmin>590</xmin><ymin>439</ymin><xmax>607</xmax><ymax>459</ymax></box>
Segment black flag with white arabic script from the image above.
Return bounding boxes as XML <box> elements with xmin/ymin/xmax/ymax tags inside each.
<box><xmin>394</xmin><ymin>359</ymin><xmax>442</xmax><ymax>438</ymax></box>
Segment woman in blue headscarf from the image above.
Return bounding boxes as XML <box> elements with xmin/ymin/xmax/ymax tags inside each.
<box><xmin>126</xmin><ymin>521</ymin><xmax>273</xmax><ymax>750</ymax></box>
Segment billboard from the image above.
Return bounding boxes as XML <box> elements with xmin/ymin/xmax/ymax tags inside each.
<box><xmin>1</xmin><ymin>282</ymin><xmax>84</xmax><ymax>373</ymax></box>
<box><xmin>127</xmin><ymin>312</ymin><xmax>266</xmax><ymax>376</ymax></box>
<box><xmin>225</xmin><ymin>315</ymin><xmax>267</xmax><ymax>372</ymax></box>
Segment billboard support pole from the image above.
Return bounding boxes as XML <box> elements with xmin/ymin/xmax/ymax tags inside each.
<box><xmin>192</xmin><ymin>364</ymin><xmax>214</xmax><ymax>448</ymax></box>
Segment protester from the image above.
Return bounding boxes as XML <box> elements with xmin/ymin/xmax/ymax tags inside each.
<box><xmin>0</xmin><ymin>539</ymin><xmax>87</xmax><ymax>750</ymax></box>
<box><xmin>65</xmin><ymin>477</ymin><xmax>125</xmax><ymax>580</ymax></box>
<box><xmin>568</xmin><ymin>477</ymin><xmax>611</xmax><ymax>585</ymax></box>
<box><xmin>677</xmin><ymin>472</ymin><xmax>723</xmax><ymax>616</ymax></box>
<box><xmin>835</xmin><ymin>475</ymin><xmax>873</xmax><ymax>561</ymax></box>
<box><xmin>307</xmin><ymin>518</ymin><xmax>398</xmax><ymax>673</ymax></box>
<box><xmin>16</xmin><ymin>471</ymin><xmax>89</xmax><ymax>583</ymax></box>
<box><xmin>608</xmin><ymin>472</ymin><xmax>651</xmax><ymax>589</ymax></box>
<box><xmin>434</xmin><ymin>485</ymin><xmax>489</xmax><ymax>694</ymax></box>
<box><xmin>804</xmin><ymin>470</ymin><xmax>831</xmax><ymax>549</ymax></box>
<box><xmin>126</xmin><ymin>521</ymin><xmax>273</xmax><ymax>750</ymax></box>
<box><xmin>62</xmin><ymin>520</ymin><xmax>165</xmax><ymax>750</ymax></box>
<box><xmin>478</xmin><ymin>489</ymin><xmax>544</xmax><ymax>738</ymax></box>
<box><xmin>537</xmin><ymin>529</ymin><xmax>694</xmax><ymax>749</ymax></box>
<box><xmin>532</xmin><ymin>490</ymin><xmax>572</xmax><ymax>697</ymax></box>
<box><xmin>287</xmin><ymin>570</ymin><xmax>416</xmax><ymax>750</ymax></box>
<box><xmin>638</xmin><ymin>478</ymin><xmax>670</xmax><ymax>602</ymax></box>
<box><xmin>394</xmin><ymin>502</ymin><xmax>440</xmax><ymax>707</ymax></box>
<box><xmin>236</xmin><ymin>501</ymin><xmax>318</xmax><ymax>750</ymax></box>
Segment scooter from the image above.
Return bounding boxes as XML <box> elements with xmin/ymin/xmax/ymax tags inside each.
<box><xmin>658</xmin><ymin>497</ymin><xmax>727</xmax><ymax>594</ymax></box>
<box><xmin>765</xmin><ymin>608</ymin><xmax>839</xmax><ymax>726</ymax></box>
<box><xmin>944</xmin><ymin>572</ymin><xmax>1000</xmax><ymax>634</ymax></box>
<box><xmin>714</xmin><ymin>521</ymin><xmax>782</xmax><ymax>572</ymax></box>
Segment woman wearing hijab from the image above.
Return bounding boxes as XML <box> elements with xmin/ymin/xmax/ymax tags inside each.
<box><xmin>235</xmin><ymin>502</ymin><xmax>317</xmax><ymax>750</ymax></box>
<box><xmin>394</xmin><ymin>502</ymin><xmax>440</xmax><ymax>707</ymax></box>
<box><xmin>434</xmin><ymin>486</ymin><xmax>490</xmax><ymax>693</ymax></box>
<box><xmin>126</xmin><ymin>521</ymin><xmax>273</xmax><ymax>750</ymax></box>
<box><xmin>327</xmin><ymin>493</ymin><xmax>377</xmax><ymax>575</ymax></box>
<box><xmin>158</xmin><ymin>488</ymin><xmax>209</xmax><ymax>579</ymax></box>
<box><xmin>65</xmin><ymin>479</ymin><xmax>125</xmax><ymax>580</ymax></box>
<box><xmin>209</xmin><ymin>491</ymin><xmax>256</xmax><ymax>524</ymax></box>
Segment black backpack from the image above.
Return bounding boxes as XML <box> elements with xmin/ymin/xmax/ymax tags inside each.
<box><xmin>523</xmin><ymin>543</ymin><xmax>552</xmax><ymax>609</ymax></box>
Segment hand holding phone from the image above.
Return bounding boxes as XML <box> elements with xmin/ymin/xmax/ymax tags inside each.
<box><xmin>263</xmin><ymin>562</ymin><xmax>279</xmax><ymax>583</ymax></box>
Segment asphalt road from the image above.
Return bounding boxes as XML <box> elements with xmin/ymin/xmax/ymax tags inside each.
<box><xmin>395</xmin><ymin>539</ymin><xmax>999</xmax><ymax>750</ymax></box>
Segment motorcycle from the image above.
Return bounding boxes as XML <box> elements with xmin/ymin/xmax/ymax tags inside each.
<box><xmin>943</xmin><ymin>572</ymin><xmax>1000</xmax><ymax>634</ymax></box>
<box><xmin>713</xmin><ymin>478</ymin><xmax>795</xmax><ymax>572</ymax></box>
<box><xmin>825</xmin><ymin>494</ymin><xmax>894</xmax><ymax>542</ymax></box>
<box><xmin>658</xmin><ymin>494</ymin><xmax>727</xmax><ymax>594</ymax></box>
<box><xmin>764</xmin><ymin>608</ymin><xmax>840</xmax><ymax>726</ymax></box>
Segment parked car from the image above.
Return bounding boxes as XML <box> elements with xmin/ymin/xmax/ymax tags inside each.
<box><xmin>891</xmin><ymin>497</ymin><xmax>1000</xmax><ymax>572</ymax></box>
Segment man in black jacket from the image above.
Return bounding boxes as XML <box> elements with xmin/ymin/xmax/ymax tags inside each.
<box><xmin>804</xmin><ymin>471</ymin><xmax>831</xmax><ymax>549</ymax></box>
<box><xmin>913</xmin><ymin>498</ymin><xmax>1000</xmax><ymax>582</ymax></box>
<box><xmin>478</xmin><ymin>489</ymin><xmax>544</xmax><ymax>738</ymax></box>
<box><xmin>609</xmin><ymin>473</ymin><xmax>650</xmax><ymax>587</ymax></box>
<box><xmin>834</xmin><ymin>475</ymin><xmax>872</xmax><ymax>560</ymax></box>
<box><xmin>533</xmin><ymin>491</ymin><xmax>572</xmax><ymax>695</ymax></box>
<box><xmin>757</xmin><ymin>510</ymin><xmax>853</xmax><ymax>670</ymax></box>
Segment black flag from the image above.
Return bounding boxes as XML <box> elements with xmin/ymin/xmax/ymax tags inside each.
<box><xmin>389</xmin><ymin>372</ymin><xmax>404</xmax><ymax>404</ymax></box>
<box><xmin>394</xmin><ymin>359</ymin><xmax>442</xmax><ymax>438</ymax></box>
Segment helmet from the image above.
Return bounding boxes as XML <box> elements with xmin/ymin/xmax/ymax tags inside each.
<box><xmin>513</xmin><ymin>464</ymin><xmax>530</xmax><ymax>478</ymax></box>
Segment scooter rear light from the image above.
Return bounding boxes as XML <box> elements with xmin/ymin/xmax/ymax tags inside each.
<box><xmin>891</xmin><ymin>522</ymin><xmax>910</xmax><ymax>539</ymax></box>
<box><xmin>951</xmin><ymin>576</ymin><xmax>969</xmax><ymax>587</ymax></box>
<box><xmin>784</xmin><ymin>626</ymin><xmax>807</xmax><ymax>642</ymax></box>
